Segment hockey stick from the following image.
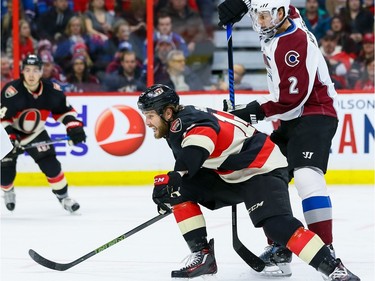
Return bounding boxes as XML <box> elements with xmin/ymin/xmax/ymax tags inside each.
<box><xmin>232</xmin><ymin>205</ymin><xmax>265</xmax><ymax>272</ymax></box>
<box><xmin>226</xmin><ymin>24</ymin><xmax>265</xmax><ymax>272</ymax></box>
<box><xmin>22</xmin><ymin>136</ymin><xmax>70</xmax><ymax>150</ymax></box>
<box><xmin>226</xmin><ymin>24</ymin><xmax>235</xmax><ymax>108</ymax></box>
<box><xmin>29</xmin><ymin>210</ymin><xmax>172</xmax><ymax>271</ymax></box>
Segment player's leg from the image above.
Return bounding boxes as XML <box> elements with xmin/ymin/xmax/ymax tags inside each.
<box><xmin>243</xmin><ymin>169</ymin><xmax>360</xmax><ymax>280</ymax></box>
<box><xmin>263</xmin><ymin>216</ymin><xmax>360</xmax><ymax>280</ymax></box>
<box><xmin>170</xmin><ymin>201</ymin><xmax>217</xmax><ymax>278</ymax></box>
<box><xmin>259</xmin><ymin>116</ymin><xmax>338</xmax><ymax>276</ymax></box>
<box><xmin>1</xmin><ymin>155</ymin><xmax>18</xmax><ymax>211</ymax></box>
<box><xmin>167</xmin><ymin>168</ymin><xmax>243</xmax><ymax>278</ymax></box>
<box><xmin>27</xmin><ymin>131</ymin><xmax>80</xmax><ymax>213</ymax></box>
<box><xmin>242</xmin><ymin>168</ymin><xmax>293</xmax><ymax>276</ymax></box>
<box><xmin>288</xmin><ymin>116</ymin><xmax>338</xmax><ymax>247</ymax></box>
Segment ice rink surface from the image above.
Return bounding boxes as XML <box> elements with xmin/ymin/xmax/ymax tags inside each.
<box><xmin>1</xmin><ymin>185</ymin><xmax>374</xmax><ymax>281</ymax></box>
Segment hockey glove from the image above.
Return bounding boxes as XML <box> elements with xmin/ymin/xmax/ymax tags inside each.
<box><xmin>224</xmin><ymin>100</ymin><xmax>265</xmax><ymax>124</ymax></box>
<box><xmin>6</xmin><ymin>133</ymin><xmax>24</xmax><ymax>158</ymax></box>
<box><xmin>66</xmin><ymin>120</ymin><xmax>86</xmax><ymax>145</ymax></box>
<box><xmin>223</xmin><ymin>99</ymin><xmax>247</xmax><ymax>112</ymax></box>
<box><xmin>4</xmin><ymin>126</ymin><xmax>24</xmax><ymax>158</ymax></box>
<box><xmin>153</xmin><ymin>171</ymin><xmax>182</xmax><ymax>214</ymax></box>
<box><xmin>218</xmin><ymin>0</ymin><xmax>250</xmax><ymax>27</ymax></box>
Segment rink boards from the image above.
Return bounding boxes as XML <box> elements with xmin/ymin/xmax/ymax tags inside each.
<box><xmin>14</xmin><ymin>91</ymin><xmax>374</xmax><ymax>186</ymax></box>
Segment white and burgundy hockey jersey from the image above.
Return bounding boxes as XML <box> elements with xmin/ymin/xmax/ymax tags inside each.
<box><xmin>257</xmin><ymin>6</ymin><xmax>338</xmax><ymax>121</ymax></box>
<box><xmin>167</xmin><ymin>106</ymin><xmax>287</xmax><ymax>183</ymax></box>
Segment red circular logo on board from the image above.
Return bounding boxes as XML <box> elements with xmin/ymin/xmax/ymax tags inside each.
<box><xmin>95</xmin><ymin>105</ymin><xmax>145</xmax><ymax>156</ymax></box>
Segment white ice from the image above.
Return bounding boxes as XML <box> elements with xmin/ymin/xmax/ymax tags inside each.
<box><xmin>1</xmin><ymin>185</ymin><xmax>374</xmax><ymax>281</ymax></box>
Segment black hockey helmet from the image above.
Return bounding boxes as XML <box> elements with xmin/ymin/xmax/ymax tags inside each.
<box><xmin>137</xmin><ymin>84</ymin><xmax>179</xmax><ymax>113</ymax></box>
<box><xmin>22</xmin><ymin>54</ymin><xmax>43</xmax><ymax>70</ymax></box>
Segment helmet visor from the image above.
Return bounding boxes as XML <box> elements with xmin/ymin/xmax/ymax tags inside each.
<box><xmin>250</xmin><ymin>9</ymin><xmax>279</xmax><ymax>39</ymax></box>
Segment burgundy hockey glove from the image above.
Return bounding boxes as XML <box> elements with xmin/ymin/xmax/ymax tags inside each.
<box><xmin>218</xmin><ymin>0</ymin><xmax>250</xmax><ymax>27</ymax></box>
<box><xmin>153</xmin><ymin>171</ymin><xmax>182</xmax><ymax>214</ymax></box>
<box><xmin>66</xmin><ymin>120</ymin><xmax>86</xmax><ymax>145</ymax></box>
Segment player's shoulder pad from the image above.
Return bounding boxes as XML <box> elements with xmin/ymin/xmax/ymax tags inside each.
<box><xmin>42</xmin><ymin>79</ymin><xmax>63</xmax><ymax>93</ymax></box>
<box><xmin>1</xmin><ymin>79</ymin><xmax>22</xmax><ymax>99</ymax></box>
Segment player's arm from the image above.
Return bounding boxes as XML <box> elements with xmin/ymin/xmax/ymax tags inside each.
<box><xmin>152</xmin><ymin>144</ymin><xmax>210</xmax><ymax>213</ymax></box>
<box><xmin>175</xmin><ymin>125</ymin><xmax>218</xmax><ymax>177</ymax></box>
<box><xmin>152</xmin><ymin>125</ymin><xmax>214</xmax><ymax>214</ymax></box>
<box><xmin>50</xmin><ymin>84</ymin><xmax>86</xmax><ymax>145</ymax></box>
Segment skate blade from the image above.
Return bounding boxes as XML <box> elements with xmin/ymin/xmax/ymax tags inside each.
<box><xmin>171</xmin><ymin>273</ymin><xmax>217</xmax><ymax>280</ymax></box>
<box><xmin>258</xmin><ymin>263</ymin><xmax>292</xmax><ymax>278</ymax></box>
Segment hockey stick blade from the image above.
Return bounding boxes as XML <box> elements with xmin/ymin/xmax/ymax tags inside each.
<box><xmin>29</xmin><ymin>249</ymin><xmax>73</xmax><ymax>271</ymax></box>
<box><xmin>232</xmin><ymin>205</ymin><xmax>265</xmax><ymax>272</ymax></box>
<box><xmin>29</xmin><ymin>211</ymin><xmax>171</xmax><ymax>271</ymax></box>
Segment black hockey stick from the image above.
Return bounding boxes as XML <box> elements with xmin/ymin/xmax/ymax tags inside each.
<box><xmin>226</xmin><ymin>24</ymin><xmax>265</xmax><ymax>272</ymax></box>
<box><xmin>232</xmin><ymin>205</ymin><xmax>265</xmax><ymax>272</ymax></box>
<box><xmin>22</xmin><ymin>136</ymin><xmax>70</xmax><ymax>150</ymax></box>
<box><xmin>29</xmin><ymin>210</ymin><xmax>171</xmax><ymax>271</ymax></box>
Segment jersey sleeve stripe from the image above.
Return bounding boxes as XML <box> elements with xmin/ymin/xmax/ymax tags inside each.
<box><xmin>182</xmin><ymin>126</ymin><xmax>217</xmax><ymax>154</ymax></box>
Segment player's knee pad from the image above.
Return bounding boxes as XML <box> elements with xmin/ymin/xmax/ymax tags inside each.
<box><xmin>294</xmin><ymin>166</ymin><xmax>328</xmax><ymax>199</ymax></box>
<box><xmin>262</xmin><ymin>215</ymin><xmax>303</xmax><ymax>246</ymax></box>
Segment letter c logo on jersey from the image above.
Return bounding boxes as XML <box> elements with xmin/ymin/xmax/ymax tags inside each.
<box><xmin>285</xmin><ymin>50</ymin><xmax>300</xmax><ymax>67</ymax></box>
<box><xmin>95</xmin><ymin>105</ymin><xmax>145</xmax><ymax>156</ymax></box>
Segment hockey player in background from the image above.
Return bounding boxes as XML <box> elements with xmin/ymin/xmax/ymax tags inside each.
<box><xmin>0</xmin><ymin>54</ymin><xmax>86</xmax><ymax>213</ymax></box>
<box><xmin>218</xmin><ymin>0</ymin><xmax>340</xmax><ymax>277</ymax></box>
<box><xmin>137</xmin><ymin>84</ymin><xmax>359</xmax><ymax>280</ymax></box>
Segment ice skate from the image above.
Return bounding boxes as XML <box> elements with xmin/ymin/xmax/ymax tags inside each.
<box><xmin>3</xmin><ymin>188</ymin><xmax>16</xmax><ymax>211</ymax></box>
<box><xmin>171</xmin><ymin>239</ymin><xmax>217</xmax><ymax>278</ymax></box>
<box><xmin>258</xmin><ymin>243</ymin><xmax>293</xmax><ymax>277</ymax></box>
<box><xmin>319</xmin><ymin>257</ymin><xmax>360</xmax><ymax>281</ymax></box>
<box><xmin>59</xmin><ymin>197</ymin><xmax>80</xmax><ymax>213</ymax></box>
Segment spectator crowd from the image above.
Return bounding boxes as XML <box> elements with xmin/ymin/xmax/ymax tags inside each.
<box><xmin>1</xmin><ymin>0</ymin><xmax>374</xmax><ymax>92</ymax></box>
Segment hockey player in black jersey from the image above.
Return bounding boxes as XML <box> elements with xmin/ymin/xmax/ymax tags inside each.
<box><xmin>0</xmin><ymin>54</ymin><xmax>86</xmax><ymax>213</ymax></box>
<box><xmin>137</xmin><ymin>84</ymin><xmax>359</xmax><ymax>280</ymax></box>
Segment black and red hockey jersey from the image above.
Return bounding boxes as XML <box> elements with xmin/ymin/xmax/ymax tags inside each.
<box><xmin>167</xmin><ymin>106</ymin><xmax>287</xmax><ymax>183</ymax></box>
<box><xmin>1</xmin><ymin>78</ymin><xmax>78</xmax><ymax>143</ymax></box>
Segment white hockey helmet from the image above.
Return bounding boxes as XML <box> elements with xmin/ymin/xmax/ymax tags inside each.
<box><xmin>249</xmin><ymin>0</ymin><xmax>290</xmax><ymax>40</ymax></box>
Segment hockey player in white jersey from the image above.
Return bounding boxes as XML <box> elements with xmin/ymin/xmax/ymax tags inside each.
<box><xmin>217</xmin><ymin>0</ymin><xmax>354</xmax><ymax>280</ymax></box>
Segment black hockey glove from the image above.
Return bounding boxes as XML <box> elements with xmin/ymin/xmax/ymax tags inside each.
<box><xmin>224</xmin><ymin>100</ymin><xmax>265</xmax><ymax>124</ymax></box>
<box><xmin>218</xmin><ymin>0</ymin><xmax>250</xmax><ymax>27</ymax></box>
<box><xmin>65</xmin><ymin>120</ymin><xmax>86</xmax><ymax>145</ymax></box>
<box><xmin>4</xmin><ymin>127</ymin><xmax>24</xmax><ymax>158</ymax></box>
<box><xmin>153</xmin><ymin>171</ymin><xmax>182</xmax><ymax>214</ymax></box>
